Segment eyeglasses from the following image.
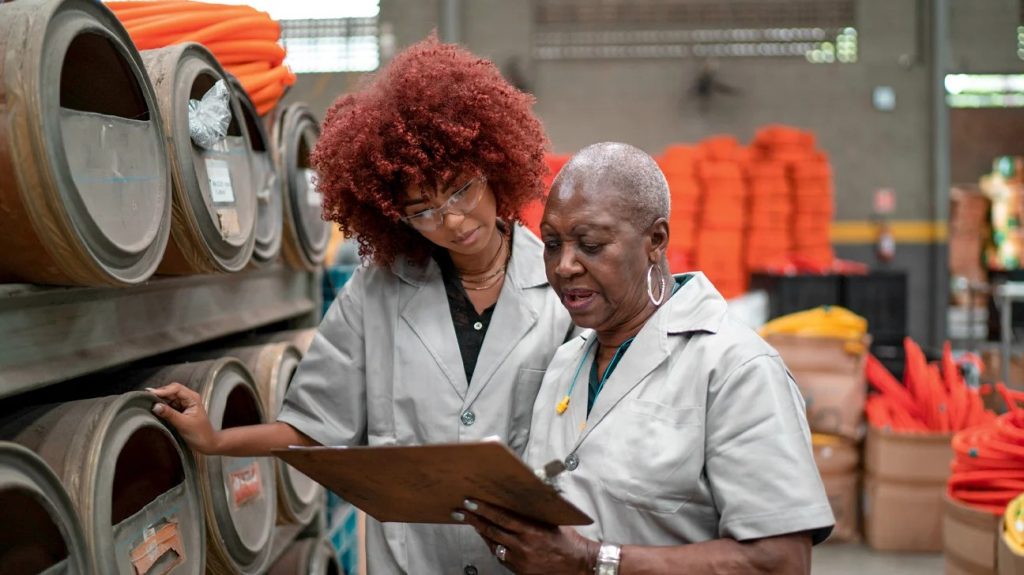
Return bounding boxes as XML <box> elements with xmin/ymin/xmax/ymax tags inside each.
<box><xmin>400</xmin><ymin>176</ymin><xmax>487</xmax><ymax>232</ymax></box>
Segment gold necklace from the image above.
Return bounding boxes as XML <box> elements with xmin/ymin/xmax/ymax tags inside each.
<box><xmin>461</xmin><ymin>263</ymin><xmax>506</xmax><ymax>284</ymax></box>
<box><xmin>458</xmin><ymin>234</ymin><xmax>506</xmax><ymax>279</ymax></box>
<box><xmin>462</xmin><ymin>268</ymin><xmax>506</xmax><ymax>290</ymax></box>
<box><xmin>458</xmin><ymin>232</ymin><xmax>510</xmax><ymax>288</ymax></box>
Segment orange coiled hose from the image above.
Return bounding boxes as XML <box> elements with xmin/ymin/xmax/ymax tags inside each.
<box><xmin>949</xmin><ymin>401</ymin><xmax>1024</xmax><ymax>514</ymax></box>
<box><xmin>108</xmin><ymin>0</ymin><xmax>296</xmax><ymax>116</ymax></box>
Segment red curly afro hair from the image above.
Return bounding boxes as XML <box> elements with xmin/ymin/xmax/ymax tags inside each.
<box><xmin>312</xmin><ymin>35</ymin><xmax>548</xmax><ymax>266</ymax></box>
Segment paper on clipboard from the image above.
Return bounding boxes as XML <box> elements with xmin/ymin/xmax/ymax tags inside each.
<box><xmin>272</xmin><ymin>441</ymin><xmax>593</xmax><ymax>526</ymax></box>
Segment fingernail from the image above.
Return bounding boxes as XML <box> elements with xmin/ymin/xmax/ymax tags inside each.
<box><xmin>463</xmin><ymin>499</ymin><xmax>478</xmax><ymax>511</ymax></box>
<box><xmin>152</xmin><ymin>404</ymin><xmax>164</xmax><ymax>414</ymax></box>
<box><xmin>145</xmin><ymin>387</ymin><xmax>156</xmax><ymax>392</ymax></box>
<box><xmin>451</xmin><ymin>511</ymin><xmax>465</xmax><ymax>522</ymax></box>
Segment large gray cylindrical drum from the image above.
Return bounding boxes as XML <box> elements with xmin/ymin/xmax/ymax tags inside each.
<box><xmin>135</xmin><ymin>358</ymin><xmax>276</xmax><ymax>575</ymax></box>
<box><xmin>211</xmin><ymin>343</ymin><xmax>324</xmax><ymax>525</ymax></box>
<box><xmin>272</xmin><ymin>103</ymin><xmax>329</xmax><ymax>271</ymax></box>
<box><xmin>0</xmin><ymin>441</ymin><xmax>90</xmax><ymax>575</ymax></box>
<box><xmin>230</xmin><ymin>77</ymin><xmax>282</xmax><ymax>266</ymax></box>
<box><xmin>0</xmin><ymin>0</ymin><xmax>172</xmax><ymax>286</ymax></box>
<box><xmin>142</xmin><ymin>43</ymin><xmax>257</xmax><ymax>275</ymax></box>
<box><xmin>267</xmin><ymin>536</ymin><xmax>341</xmax><ymax>575</ymax></box>
<box><xmin>0</xmin><ymin>392</ymin><xmax>205</xmax><ymax>575</ymax></box>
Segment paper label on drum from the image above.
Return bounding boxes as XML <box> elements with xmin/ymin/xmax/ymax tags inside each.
<box><xmin>206</xmin><ymin>158</ymin><xmax>235</xmax><ymax>204</ymax></box>
<box><xmin>304</xmin><ymin>169</ymin><xmax>321</xmax><ymax>207</ymax></box>
<box><xmin>216</xmin><ymin>208</ymin><xmax>241</xmax><ymax>239</ymax></box>
<box><xmin>128</xmin><ymin>516</ymin><xmax>185</xmax><ymax>575</ymax></box>
<box><xmin>228</xmin><ymin>460</ymin><xmax>264</xmax><ymax>508</ymax></box>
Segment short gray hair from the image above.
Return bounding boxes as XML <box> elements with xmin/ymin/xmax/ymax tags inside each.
<box><xmin>552</xmin><ymin>142</ymin><xmax>670</xmax><ymax>230</ymax></box>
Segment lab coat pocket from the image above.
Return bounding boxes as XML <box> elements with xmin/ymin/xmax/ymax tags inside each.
<box><xmin>599</xmin><ymin>400</ymin><xmax>703</xmax><ymax>513</ymax></box>
<box><xmin>507</xmin><ymin>367</ymin><xmax>546</xmax><ymax>454</ymax></box>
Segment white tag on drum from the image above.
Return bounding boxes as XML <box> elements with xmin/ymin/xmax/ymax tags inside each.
<box><xmin>304</xmin><ymin>169</ymin><xmax>321</xmax><ymax>207</ymax></box>
<box><xmin>206</xmin><ymin>158</ymin><xmax>235</xmax><ymax>204</ymax></box>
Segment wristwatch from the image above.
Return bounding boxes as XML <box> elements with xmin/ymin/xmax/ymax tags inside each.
<box><xmin>594</xmin><ymin>543</ymin><xmax>621</xmax><ymax>575</ymax></box>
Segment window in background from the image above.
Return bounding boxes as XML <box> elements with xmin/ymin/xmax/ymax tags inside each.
<box><xmin>945</xmin><ymin>74</ymin><xmax>1024</xmax><ymax>108</ymax></box>
<box><xmin>532</xmin><ymin>0</ymin><xmax>857</xmax><ymax>64</ymax></box>
<box><xmin>1017</xmin><ymin>3</ymin><xmax>1024</xmax><ymax>61</ymax></box>
<box><xmin>195</xmin><ymin>0</ymin><xmax>380</xmax><ymax>73</ymax></box>
<box><xmin>279</xmin><ymin>17</ymin><xmax>380</xmax><ymax>74</ymax></box>
<box><xmin>1018</xmin><ymin>25</ymin><xmax>1024</xmax><ymax>61</ymax></box>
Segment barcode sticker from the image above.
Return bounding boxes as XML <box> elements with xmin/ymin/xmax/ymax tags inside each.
<box><xmin>206</xmin><ymin>158</ymin><xmax>235</xmax><ymax>204</ymax></box>
<box><xmin>305</xmin><ymin>169</ymin><xmax>320</xmax><ymax>207</ymax></box>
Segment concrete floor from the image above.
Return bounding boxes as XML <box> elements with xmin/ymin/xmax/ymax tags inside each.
<box><xmin>812</xmin><ymin>543</ymin><xmax>944</xmax><ymax>574</ymax></box>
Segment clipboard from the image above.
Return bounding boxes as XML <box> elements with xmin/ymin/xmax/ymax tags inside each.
<box><xmin>272</xmin><ymin>441</ymin><xmax>593</xmax><ymax>526</ymax></box>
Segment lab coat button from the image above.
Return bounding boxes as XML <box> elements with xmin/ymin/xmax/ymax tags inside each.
<box><xmin>565</xmin><ymin>453</ymin><xmax>579</xmax><ymax>471</ymax></box>
<box><xmin>461</xmin><ymin>410</ymin><xmax>476</xmax><ymax>426</ymax></box>
<box><xmin>464</xmin><ymin>566</ymin><xmax>478</xmax><ymax>575</ymax></box>
<box><xmin>473</xmin><ymin>321</ymin><xmax>483</xmax><ymax>330</ymax></box>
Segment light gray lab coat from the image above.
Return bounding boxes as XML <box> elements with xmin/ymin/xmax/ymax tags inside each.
<box><xmin>526</xmin><ymin>273</ymin><xmax>835</xmax><ymax>547</ymax></box>
<box><xmin>279</xmin><ymin>225</ymin><xmax>572</xmax><ymax>574</ymax></box>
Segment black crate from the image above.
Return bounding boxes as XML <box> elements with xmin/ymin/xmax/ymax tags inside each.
<box><xmin>872</xmin><ymin>343</ymin><xmax>906</xmax><ymax>382</ymax></box>
<box><xmin>870</xmin><ymin>342</ymin><xmax>941</xmax><ymax>383</ymax></box>
<box><xmin>841</xmin><ymin>271</ymin><xmax>907</xmax><ymax>347</ymax></box>
<box><xmin>749</xmin><ymin>273</ymin><xmax>842</xmax><ymax>319</ymax></box>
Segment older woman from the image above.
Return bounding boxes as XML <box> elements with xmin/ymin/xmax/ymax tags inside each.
<box><xmin>458</xmin><ymin>143</ymin><xmax>833</xmax><ymax>574</ymax></box>
<box><xmin>150</xmin><ymin>36</ymin><xmax>572</xmax><ymax>574</ymax></box>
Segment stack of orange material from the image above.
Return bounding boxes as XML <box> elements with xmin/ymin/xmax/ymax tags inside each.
<box><xmin>521</xmin><ymin>153</ymin><xmax>569</xmax><ymax>237</ymax></box>
<box><xmin>659</xmin><ymin>145</ymin><xmax>701</xmax><ymax>272</ymax></box>
<box><xmin>754</xmin><ymin>124</ymin><xmax>816</xmax><ymax>164</ymax></box>
<box><xmin>866</xmin><ymin>340</ymin><xmax>996</xmax><ymax>433</ymax></box>
<box><xmin>792</xmin><ymin>153</ymin><xmax>836</xmax><ymax>269</ymax></box>
<box><xmin>694</xmin><ymin>136</ymin><xmax>747</xmax><ymax>298</ymax></box>
<box><xmin>746</xmin><ymin>159</ymin><xmax>792</xmax><ymax>271</ymax></box>
<box><xmin>749</xmin><ymin>125</ymin><xmax>836</xmax><ymax>271</ymax></box>
<box><xmin>107</xmin><ymin>0</ymin><xmax>296</xmax><ymax>115</ymax></box>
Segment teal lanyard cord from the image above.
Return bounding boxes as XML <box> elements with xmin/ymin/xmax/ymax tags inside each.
<box><xmin>588</xmin><ymin>337</ymin><xmax>635</xmax><ymax>414</ymax></box>
<box><xmin>556</xmin><ymin>336</ymin><xmax>633</xmax><ymax>415</ymax></box>
<box><xmin>556</xmin><ymin>339</ymin><xmax>597</xmax><ymax>415</ymax></box>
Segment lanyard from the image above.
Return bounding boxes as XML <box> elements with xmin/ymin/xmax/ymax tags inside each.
<box><xmin>556</xmin><ymin>336</ymin><xmax>635</xmax><ymax>416</ymax></box>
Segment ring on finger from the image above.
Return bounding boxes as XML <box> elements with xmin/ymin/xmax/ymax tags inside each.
<box><xmin>495</xmin><ymin>544</ymin><xmax>508</xmax><ymax>562</ymax></box>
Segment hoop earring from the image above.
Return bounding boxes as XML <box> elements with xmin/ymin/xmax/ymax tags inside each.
<box><xmin>646</xmin><ymin>264</ymin><xmax>666</xmax><ymax>306</ymax></box>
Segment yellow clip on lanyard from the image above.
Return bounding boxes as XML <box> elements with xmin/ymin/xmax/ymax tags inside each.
<box><xmin>556</xmin><ymin>336</ymin><xmax>633</xmax><ymax>415</ymax></box>
<box><xmin>556</xmin><ymin>339</ymin><xmax>598</xmax><ymax>415</ymax></box>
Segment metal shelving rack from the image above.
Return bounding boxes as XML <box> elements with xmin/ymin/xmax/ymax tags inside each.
<box><xmin>0</xmin><ymin>264</ymin><xmax>320</xmax><ymax>399</ymax></box>
<box><xmin>0</xmin><ymin>262</ymin><xmax>325</xmax><ymax>565</ymax></box>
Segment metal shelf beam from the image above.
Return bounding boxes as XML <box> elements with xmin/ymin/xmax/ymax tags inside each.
<box><xmin>0</xmin><ymin>265</ymin><xmax>318</xmax><ymax>398</ymax></box>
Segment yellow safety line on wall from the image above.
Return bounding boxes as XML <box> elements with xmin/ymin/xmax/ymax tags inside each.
<box><xmin>830</xmin><ymin>220</ymin><xmax>949</xmax><ymax>244</ymax></box>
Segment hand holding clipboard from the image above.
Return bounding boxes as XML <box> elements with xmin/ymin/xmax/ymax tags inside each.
<box><xmin>273</xmin><ymin>441</ymin><xmax>592</xmax><ymax>526</ymax></box>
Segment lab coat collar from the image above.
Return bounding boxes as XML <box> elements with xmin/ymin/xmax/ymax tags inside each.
<box><xmin>505</xmin><ymin>225</ymin><xmax>550</xmax><ymax>290</ymax></box>
<box><xmin>567</xmin><ymin>272</ymin><xmax>728</xmax><ymax>447</ymax></box>
<box><xmin>663</xmin><ymin>272</ymin><xmax>729</xmax><ymax>335</ymax></box>
<box><xmin>461</xmin><ymin>226</ymin><xmax>547</xmax><ymax>403</ymax></box>
<box><xmin>396</xmin><ymin>224</ymin><xmax>548</xmax><ymax>401</ymax></box>
<box><xmin>398</xmin><ymin>261</ymin><xmax>469</xmax><ymax>397</ymax></box>
<box><xmin>572</xmin><ymin>316</ymin><xmax>668</xmax><ymax>446</ymax></box>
